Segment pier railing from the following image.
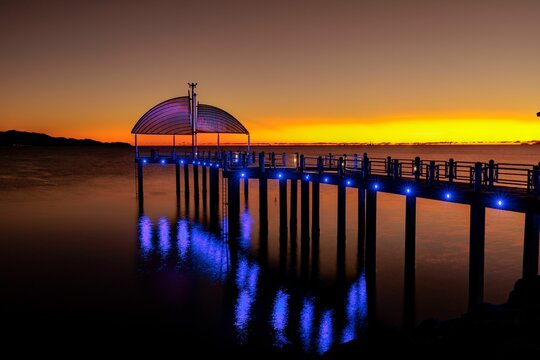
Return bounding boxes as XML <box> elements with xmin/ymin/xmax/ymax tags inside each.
<box><xmin>135</xmin><ymin>149</ymin><xmax>540</xmax><ymax>194</ymax></box>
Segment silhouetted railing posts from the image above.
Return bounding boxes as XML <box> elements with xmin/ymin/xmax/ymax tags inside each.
<box><xmin>533</xmin><ymin>164</ymin><xmax>540</xmax><ymax>196</ymax></box>
<box><xmin>317</xmin><ymin>156</ymin><xmax>324</xmax><ymax>174</ymax></box>
<box><xmin>223</xmin><ymin>152</ymin><xmax>229</xmax><ymax>171</ymax></box>
<box><xmin>428</xmin><ymin>160</ymin><xmax>435</xmax><ymax>185</ymax></box>
<box><xmin>337</xmin><ymin>156</ymin><xmax>344</xmax><ymax>177</ymax></box>
<box><xmin>488</xmin><ymin>160</ymin><xmax>495</xmax><ymax>188</ymax></box>
<box><xmin>362</xmin><ymin>153</ymin><xmax>369</xmax><ymax>179</ymax></box>
<box><xmin>300</xmin><ymin>154</ymin><xmax>306</xmax><ymax>172</ymax></box>
<box><xmin>258</xmin><ymin>152</ymin><xmax>265</xmax><ymax>173</ymax></box>
<box><xmin>523</xmin><ymin>212</ymin><xmax>540</xmax><ymax>278</ymax></box>
<box><xmin>353</xmin><ymin>154</ymin><xmax>359</xmax><ymax>169</ymax></box>
<box><xmin>448</xmin><ymin>158</ymin><xmax>455</xmax><ymax>183</ymax></box>
<box><xmin>414</xmin><ymin>156</ymin><xmax>421</xmax><ymax>182</ymax></box>
<box><xmin>271</xmin><ymin>152</ymin><xmax>276</xmax><ymax>168</ymax></box>
<box><xmin>387</xmin><ymin>156</ymin><xmax>392</xmax><ymax>177</ymax></box>
<box><xmin>393</xmin><ymin>159</ymin><xmax>400</xmax><ymax>182</ymax></box>
<box><xmin>474</xmin><ymin>162</ymin><xmax>483</xmax><ymax>191</ymax></box>
<box><xmin>282</xmin><ymin>152</ymin><xmax>287</xmax><ymax>167</ymax></box>
<box><xmin>468</xmin><ymin>200</ymin><xmax>486</xmax><ymax>311</ymax></box>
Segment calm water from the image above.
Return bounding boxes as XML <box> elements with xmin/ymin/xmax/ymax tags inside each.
<box><xmin>1</xmin><ymin>145</ymin><xmax>537</xmax><ymax>354</ymax></box>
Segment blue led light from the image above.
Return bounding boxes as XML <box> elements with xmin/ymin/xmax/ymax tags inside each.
<box><xmin>324</xmin><ymin>177</ymin><xmax>329</xmax><ymax>183</ymax></box>
<box><xmin>142</xmin><ymin>159</ymin><xmax>147</xmax><ymax>164</ymax></box>
<box><xmin>497</xmin><ymin>199</ymin><xmax>504</xmax><ymax>207</ymax></box>
<box><xmin>445</xmin><ymin>192</ymin><xmax>451</xmax><ymax>199</ymax></box>
<box><xmin>160</xmin><ymin>159</ymin><xmax>166</xmax><ymax>164</ymax></box>
<box><xmin>278</xmin><ymin>173</ymin><xmax>283</xmax><ymax>178</ymax></box>
<box><xmin>180</xmin><ymin>160</ymin><xmax>184</xmax><ymax>164</ymax></box>
<box><xmin>241</xmin><ymin>172</ymin><xmax>246</xmax><ymax>178</ymax></box>
<box><xmin>203</xmin><ymin>162</ymin><xmax>206</xmax><ymax>166</ymax></box>
<box><xmin>405</xmin><ymin>187</ymin><xmax>411</xmax><ymax>194</ymax></box>
<box><xmin>347</xmin><ymin>180</ymin><xmax>352</xmax><ymax>186</ymax></box>
<box><xmin>373</xmin><ymin>183</ymin><xmax>379</xmax><ymax>189</ymax></box>
<box><xmin>305</xmin><ymin>174</ymin><xmax>310</xmax><ymax>180</ymax></box>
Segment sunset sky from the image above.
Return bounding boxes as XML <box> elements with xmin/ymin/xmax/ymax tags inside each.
<box><xmin>1</xmin><ymin>0</ymin><xmax>539</xmax><ymax>145</ymax></box>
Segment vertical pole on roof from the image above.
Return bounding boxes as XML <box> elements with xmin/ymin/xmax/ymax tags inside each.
<box><xmin>247</xmin><ymin>134</ymin><xmax>251</xmax><ymax>155</ymax></box>
<box><xmin>134</xmin><ymin>134</ymin><xmax>138</xmax><ymax>158</ymax></box>
<box><xmin>188</xmin><ymin>82</ymin><xmax>198</xmax><ymax>159</ymax></box>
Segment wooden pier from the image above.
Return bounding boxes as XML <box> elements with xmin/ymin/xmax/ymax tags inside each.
<box><xmin>135</xmin><ymin>149</ymin><xmax>540</xmax><ymax>310</ymax></box>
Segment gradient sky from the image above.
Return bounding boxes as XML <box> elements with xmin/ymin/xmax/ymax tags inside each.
<box><xmin>1</xmin><ymin>0</ymin><xmax>539</xmax><ymax>144</ymax></box>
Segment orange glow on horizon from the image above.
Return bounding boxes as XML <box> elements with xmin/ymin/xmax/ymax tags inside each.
<box><xmin>58</xmin><ymin>115</ymin><xmax>540</xmax><ymax>146</ymax></box>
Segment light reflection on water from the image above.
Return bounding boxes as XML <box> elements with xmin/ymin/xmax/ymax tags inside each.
<box><xmin>137</xmin><ymin>214</ymin><xmax>367</xmax><ymax>355</ymax></box>
<box><xmin>235</xmin><ymin>258</ymin><xmax>259</xmax><ymax>341</ymax></box>
<box><xmin>300</xmin><ymin>297</ymin><xmax>315</xmax><ymax>350</ymax></box>
<box><xmin>318</xmin><ymin>309</ymin><xmax>334</xmax><ymax>354</ymax></box>
<box><xmin>138</xmin><ymin>215</ymin><xmax>153</xmax><ymax>258</ymax></box>
<box><xmin>272</xmin><ymin>289</ymin><xmax>290</xmax><ymax>348</ymax></box>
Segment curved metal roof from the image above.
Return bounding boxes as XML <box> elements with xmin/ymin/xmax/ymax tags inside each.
<box><xmin>197</xmin><ymin>104</ymin><xmax>249</xmax><ymax>135</ymax></box>
<box><xmin>131</xmin><ymin>97</ymin><xmax>191</xmax><ymax>135</ymax></box>
<box><xmin>131</xmin><ymin>97</ymin><xmax>249</xmax><ymax>135</ymax></box>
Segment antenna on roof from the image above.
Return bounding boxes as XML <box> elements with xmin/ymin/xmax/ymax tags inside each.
<box><xmin>188</xmin><ymin>83</ymin><xmax>198</xmax><ymax>157</ymax></box>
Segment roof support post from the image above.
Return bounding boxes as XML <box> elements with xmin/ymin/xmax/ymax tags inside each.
<box><xmin>247</xmin><ymin>135</ymin><xmax>251</xmax><ymax>162</ymax></box>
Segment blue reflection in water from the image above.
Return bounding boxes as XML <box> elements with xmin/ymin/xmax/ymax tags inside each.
<box><xmin>190</xmin><ymin>225</ymin><xmax>230</xmax><ymax>281</ymax></box>
<box><xmin>300</xmin><ymin>297</ymin><xmax>315</xmax><ymax>351</ymax></box>
<box><xmin>235</xmin><ymin>259</ymin><xmax>260</xmax><ymax>341</ymax></box>
<box><xmin>240</xmin><ymin>209</ymin><xmax>253</xmax><ymax>250</ymax></box>
<box><xmin>177</xmin><ymin>219</ymin><xmax>189</xmax><ymax>262</ymax></box>
<box><xmin>158</xmin><ymin>217</ymin><xmax>171</xmax><ymax>256</ymax></box>
<box><xmin>317</xmin><ymin>310</ymin><xmax>334</xmax><ymax>354</ymax></box>
<box><xmin>272</xmin><ymin>289</ymin><xmax>290</xmax><ymax>348</ymax></box>
<box><xmin>341</xmin><ymin>271</ymin><xmax>368</xmax><ymax>343</ymax></box>
<box><xmin>138</xmin><ymin>215</ymin><xmax>152</xmax><ymax>257</ymax></box>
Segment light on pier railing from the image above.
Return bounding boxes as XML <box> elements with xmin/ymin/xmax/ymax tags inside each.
<box><xmin>241</xmin><ymin>172</ymin><xmax>246</xmax><ymax>178</ymax></box>
<box><xmin>346</xmin><ymin>180</ymin><xmax>352</xmax><ymax>186</ymax></box>
<box><xmin>180</xmin><ymin>160</ymin><xmax>184</xmax><ymax>164</ymax></box>
<box><xmin>324</xmin><ymin>177</ymin><xmax>329</xmax><ymax>183</ymax></box>
<box><xmin>160</xmin><ymin>159</ymin><xmax>166</xmax><ymax>164</ymax></box>
<box><xmin>203</xmin><ymin>162</ymin><xmax>206</xmax><ymax>166</ymax></box>
<box><xmin>496</xmin><ymin>199</ymin><xmax>504</xmax><ymax>207</ymax></box>
<box><xmin>142</xmin><ymin>159</ymin><xmax>147</xmax><ymax>164</ymax></box>
<box><xmin>405</xmin><ymin>187</ymin><xmax>411</xmax><ymax>194</ymax></box>
<box><xmin>305</xmin><ymin>174</ymin><xmax>310</xmax><ymax>180</ymax></box>
<box><xmin>445</xmin><ymin>192</ymin><xmax>452</xmax><ymax>200</ymax></box>
<box><xmin>278</xmin><ymin>173</ymin><xmax>283</xmax><ymax>179</ymax></box>
<box><xmin>373</xmin><ymin>183</ymin><xmax>379</xmax><ymax>190</ymax></box>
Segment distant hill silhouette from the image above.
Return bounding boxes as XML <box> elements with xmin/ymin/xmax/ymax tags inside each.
<box><xmin>0</xmin><ymin>130</ymin><xmax>131</xmax><ymax>147</ymax></box>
